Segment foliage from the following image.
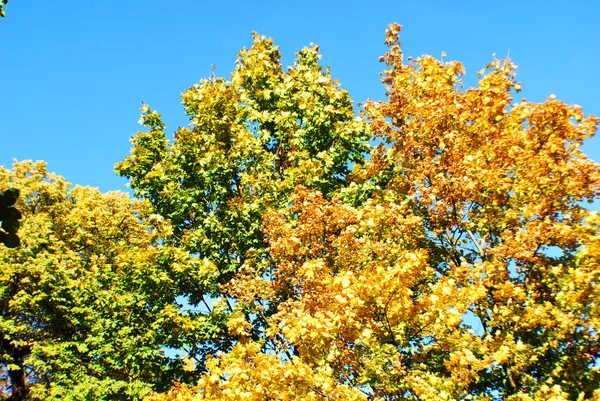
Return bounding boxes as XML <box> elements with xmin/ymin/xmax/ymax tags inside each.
<box><xmin>0</xmin><ymin>161</ymin><xmax>204</xmax><ymax>400</ymax></box>
<box><xmin>359</xmin><ymin>23</ymin><xmax>600</xmax><ymax>398</ymax></box>
<box><xmin>0</xmin><ymin>188</ymin><xmax>21</xmax><ymax>248</ymax></box>
<box><xmin>1</xmin><ymin>23</ymin><xmax>596</xmax><ymax>401</ymax></box>
<box><xmin>0</xmin><ymin>0</ymin><xmax>6</xmax><ymax>18</ymax></box>
<box><xmin>116</xmin><ymin>32</ymin><xmax>369</xmax><ymax>372</ymax></box>
<box><xmin>142</xmin><ymin>25</ymin><xmax>600</xmax><ymax>400</ymax></box>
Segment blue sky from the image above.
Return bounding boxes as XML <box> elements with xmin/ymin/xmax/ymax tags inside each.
<box><xmin>1</xmin><ymin>1</ymin><xmax>599</xmax><ymax>193</ymax></box>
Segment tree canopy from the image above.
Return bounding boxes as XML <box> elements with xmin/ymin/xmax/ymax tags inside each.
<box><xmin>139</xmin><ymin>25</ymin><xmax>600</xmax><ymax>401</ymax></box>
<box><xmin>0</xmin><ymin>161</ymin><xmax>202</xmax><ymax>400</ymax></box>
<box><xmin>116</xmin><ymin>32</ymin><xmax>370</xmax><ymax>372</ymax></box>
<box><xmin>1</xmin><ymin>24</ymin><xmax>599</xmax><ymax>401</ymax></box>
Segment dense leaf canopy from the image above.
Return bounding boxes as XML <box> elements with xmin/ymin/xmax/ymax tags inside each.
<box><xmin>116</xmin><ymin>32</ymin><xmax>370</xmax><ymax>371</ymax></box>
<box><xmin>0</xmin><ymin>161</ymin><xmax>201</xmax><ymax>400</ymax></box>
<box><xmin>142</xmin><ymin>25</ymin><xmax>600</xmax><ymax>401</ymax></box>
<box><xmin>1</xmin><ymin>24</ymin><xmax>599</xmax><ymax>401</ymax></box>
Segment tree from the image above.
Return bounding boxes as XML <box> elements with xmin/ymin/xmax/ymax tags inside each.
<box><xmin>359</xmin><ymin>23</ymin><xmax>600</xmax><ymax>399</ymax></box>
<box><xmin>0</xmin><ymin>161</ymin><xmax>204</xmax><ymax>400</ymax></box>
<box><xmin>116</xmin><ymin>32</ymin><xmax>369</xmax><ymax>373</ymax></box>
<box><xmin>144</xmin><ymin>25</ymin><xmax>600</xmax><ymax>400</ymax></box>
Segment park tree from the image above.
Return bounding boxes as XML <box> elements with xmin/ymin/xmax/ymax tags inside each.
<box><xmin>144</xmin><ymin>25</ymin><xmax>600</xmax><ymax>400</ymax></box>
<box><xmin>116</xmin><ymin>32</ymin><xmax>369</xmax><ymax>371</ymax></box>
<box><xmin>0</xmin><ymin>161</ymin><xmax>205</xmax><ymax>400</ymax></box>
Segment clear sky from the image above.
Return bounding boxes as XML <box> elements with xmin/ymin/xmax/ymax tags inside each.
<box><xmin>1</xmin><ymin>1</ymin><xmax>599</xmax><ymax>193</ymax></box>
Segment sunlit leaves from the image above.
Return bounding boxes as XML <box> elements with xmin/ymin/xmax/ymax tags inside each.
<box><xmin>360</xmin><ymin>23</ymin><xmax>600</xmax><ymax>399</ymax></box>
<box><xmin>151</xmin><ymin>24</ymin><xmax>600</xmax><ymax>401</ymax></box>
<box><xmin>117</xmin><ymin>32</ymin><xmax>370</xmax><ymax>371</ymax></box>
<box><xmin>0</xmin><ymin>161</ymin><xmax>200</xmax><ymax>399</ymax></box>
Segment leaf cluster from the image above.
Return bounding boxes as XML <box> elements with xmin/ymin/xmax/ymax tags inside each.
<box><xmin>0</xmin><ymin>0</ymin><xmax>7</xmax><ymax>18</ymax></box>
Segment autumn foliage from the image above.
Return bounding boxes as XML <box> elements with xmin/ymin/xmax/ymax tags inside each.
<box><xmin>0</xmin><ymin>162</ymin><xmax>199</xmax><ymax>399</ymax></box>
<box><xmin>1</xmin><ymin>24</ymin><xmax>599</xmax><ymax>400</ymax></box>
